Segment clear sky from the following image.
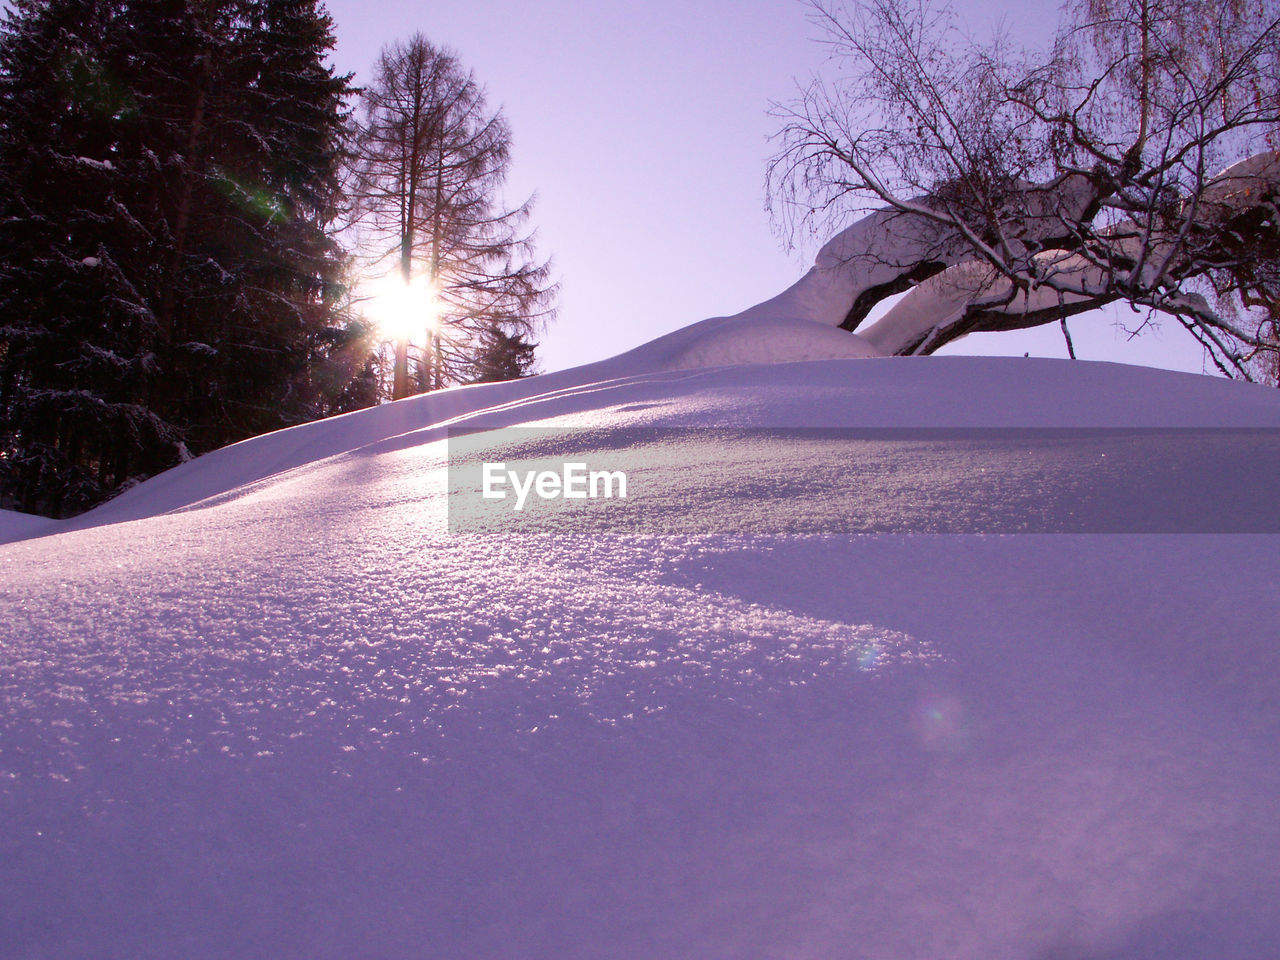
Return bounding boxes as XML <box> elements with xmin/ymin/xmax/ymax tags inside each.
<box><xmin>322</xmin><ymin>0</ymin><xmax>1217</xmax><ymax>378</ymax></box>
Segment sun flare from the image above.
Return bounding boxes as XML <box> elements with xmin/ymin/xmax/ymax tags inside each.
<box><xmin>366</xmin><ymin>273</ymin><xmax>439</xmax><ymax>344</ymax></box>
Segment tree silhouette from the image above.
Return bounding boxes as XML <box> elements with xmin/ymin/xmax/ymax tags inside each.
<box><xmin>768</xmin><ymin>0</ymin><xmax>1280</xmax><ymax>379</ymax></box>
<box><xmin>348</xmin><ymin>35</ymin><xmax>555</xmax><ymax>399</ymax></box>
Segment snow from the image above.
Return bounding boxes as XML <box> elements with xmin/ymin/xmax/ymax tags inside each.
<box><xmin>858</xmin><ymin>153</ymin><xmax>1280</xmax><ymax>354</ymax></box>
<box><xmin>658</xmin><ymin>315</ymin><xmax>884</xmax><ymax>367</ymax></box>
<box><xmin>732</xmin><ymin>205</ymin><xmax>964</xmax><ymax>329</ymax></box>
<box><xmin>4</xmin><ymin>322</ymin><xmax>1280</xmax><ymax>956</ymax></box>
<box><xmin>72</xmin><ymin>156</ymin><xmax>114</xmax><ymax>171</ymax></box>
<box><xmin>859</xmin><ymin>253</ymin><xmax>1109</xmax><ymax>354</ymax></box>
<box><xmin>1197</xmin><ymin>149</ymin><xmax>1280</xmax><ymax>212</ymax></box>
<box><xmin>0</xmin><ymin>508</ymin><xmax>57</xmax><ymax>545</ymax></box>
<box><xmin>735</xmin><ymin>171</ymin><xmax>1105</xmax><ymax>336</ymax></box>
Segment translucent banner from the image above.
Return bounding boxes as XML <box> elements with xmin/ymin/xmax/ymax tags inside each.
<box><xmin>446</xmin><ymin>427</ymin><xmax>1280</xmax><ymax>535</ymax></box>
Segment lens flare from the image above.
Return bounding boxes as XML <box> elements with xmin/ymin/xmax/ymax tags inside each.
<box><xmin>909</xmin><ymin>693</ymin><xmax>967</xmax><ymax>750</ymax></box>
<box><xmin>366</xmin><ymin>274</ymin><xmax>439</xmax><ymax>344</ymax></box>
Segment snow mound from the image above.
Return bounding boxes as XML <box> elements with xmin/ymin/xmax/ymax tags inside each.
<box><xmin>58</xmin><ymin>313</ymin><xmax>881</xmax><ymax>530</ymax></box>
<box><xmin>62</xmin><ymin>356</ymin><xmax>1280</xmax><ymax>531</ymax></box>
<box><xmin>657</xmin><ymin>315</ymin><xmax>884</xmax><ymax>368</ymax></box>
<box><xmin>0</xmin><ymin>507</ymin><xmax>57</xmax><ymax>545</ymax></box>
<box><xmin>4</xmin><ymin>354</ymin><xmax>1280</xmax><ymax>960</ymax></box>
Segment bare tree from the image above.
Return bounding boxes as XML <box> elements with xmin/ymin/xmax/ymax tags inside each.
<box><xmin>767</xmin><ymin>0</ymin><xmax>1280</xmax><ymax>379</ymax></box>
<box><xmin>349</xmin><ymin>35</ymin><xmax>556</xmax><ymax>398</ymax></box>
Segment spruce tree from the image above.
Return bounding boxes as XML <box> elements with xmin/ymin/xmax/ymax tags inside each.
<box><xmin>0</xmin><ymin>0</ymin><xmax>355</xmax><ymax>516</ymax></box>
<box><xmin>470</xmin><ymin>324</ymin><xmax>538</xmax><ymax>384</ymax></box>
<box><xmin>0</xmin><ymin>0</ymin><xmax>171</xmax><ymax>515</ymax></box>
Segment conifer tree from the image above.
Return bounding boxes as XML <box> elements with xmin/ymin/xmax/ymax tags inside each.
<box><xmin>349</xmin><ymin>35</ymin><xmax>556</xmax><ymax>399</ymax></box>
<box><xmin>470</xmin><ymin>324</ymin><xmax>538</xmax><ymax>383</ymax></box>
<box><xmin>0</xmin><ymin>0</ymin><xmax>356</xmax><ymax>516</ymax></box>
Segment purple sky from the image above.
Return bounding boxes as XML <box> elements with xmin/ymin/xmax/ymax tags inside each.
<box><xmin>323</xmin><ymin>0</ymin><xmax>1216</xmax><ymax>377</ymax></box>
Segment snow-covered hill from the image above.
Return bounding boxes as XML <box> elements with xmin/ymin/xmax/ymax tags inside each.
<box><xmin>3</xmin><ymin>344</ymin><xmax>1280</xmax><ymax>959</ymax></box>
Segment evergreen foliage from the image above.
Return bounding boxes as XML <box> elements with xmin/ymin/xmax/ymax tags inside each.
<box><xmin>0</xmin><ymin>0</ymin><xmax>359</xmax><ymax>516</ymax></box>
<box><xmin>469</xmin><ymin>324</ymin><xmax>538</xmax><ymax>384</ymax></box>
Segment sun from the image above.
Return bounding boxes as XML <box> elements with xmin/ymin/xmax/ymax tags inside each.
<box><xmin>365</xmin><ymin>273</ymin><xmax>439</xmax><ymax>344</ymax></box>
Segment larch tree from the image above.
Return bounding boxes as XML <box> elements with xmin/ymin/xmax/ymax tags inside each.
<box><xmin>766</xmin><ymin>0</ymin><xmax>1280</xmax><ymax>380</ymax></box>
<box><xmin>348</xmin><ymin>35</ymin><xmax>555</xmax><ymax>400</ymax></box>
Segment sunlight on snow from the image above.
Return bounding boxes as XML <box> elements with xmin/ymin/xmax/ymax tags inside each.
<box><xmin>0</xmin><ymin>521</ymin><xmax>938</xmax><ymax>783</ymax></box>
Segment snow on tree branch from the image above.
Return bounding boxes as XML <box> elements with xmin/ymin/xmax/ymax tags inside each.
<box><xmin>766</xmin><ymin>0</ymin><xmax>1280</xmax><ymax>381</ymax></box>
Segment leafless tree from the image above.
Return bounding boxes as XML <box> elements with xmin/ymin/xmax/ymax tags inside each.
<box><xmin>768</xmin><ymin>0</ymin><xmax>1280</xmax><ymax>379</ymax></box>
<box><xmin>348</xmin><ymin>35</ymin><xmax>556</xmax><ymax>398</ymax></box>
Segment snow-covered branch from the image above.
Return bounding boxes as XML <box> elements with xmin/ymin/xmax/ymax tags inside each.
<box><xmin>767</xmin><ymin>0</ymin><xmax>1280</xmax><ymax>379</ymax></box>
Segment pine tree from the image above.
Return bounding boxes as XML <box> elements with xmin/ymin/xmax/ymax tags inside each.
<box><xmin>0</xmin><ymin>0</ymin><xmax>356</xmax><ymax>516</ymax></box>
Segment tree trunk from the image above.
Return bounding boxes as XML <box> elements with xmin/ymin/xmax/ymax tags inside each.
<box><xmin>158</xmin><ymin>51</ymin><xmax>211</xmax><ymax>344</ymax></box>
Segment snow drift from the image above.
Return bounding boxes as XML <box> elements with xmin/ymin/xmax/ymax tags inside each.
<box><xmin>4</xmin><ymin>345</ymin><xmax>1280</xmax><ymax>960</ymax></box>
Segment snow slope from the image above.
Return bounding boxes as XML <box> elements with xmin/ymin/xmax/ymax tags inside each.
<box><xmin>3</xmin><ymin>353</ymin><xmax>1280</xmax><ymax>960</ymax></box>
<box><xmin>0</xmin><ymin>508</ymin><xmax>55</xmax><ymax>546</ymax></box>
